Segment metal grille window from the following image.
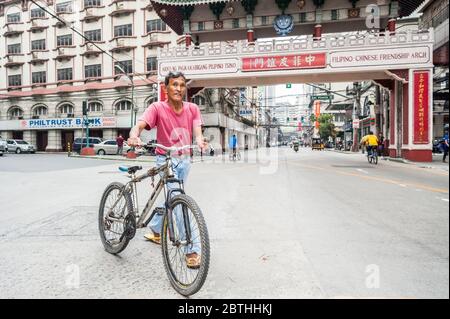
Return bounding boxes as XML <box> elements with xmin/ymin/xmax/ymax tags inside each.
<box><xmin>85</xmin><ymin>64</ymin><xmax>102</xmax><ymax>78</ymax></box>
<box><xmin>84</xmin><ymin>0</ymin><xmax>101</xmax><ymax>7</ymax></box>
<box><xmin>116</xmin><ymin>100</ymin><xmax>132</xmax><ymax>111</ymax></box>
<box><xmin>198</xmin><ymin>22</ymin><xmax>205</xmax><ymax>31</ymax></box>
<box><xmin>32</xmin><ymin>71</ymin><xmax>47</xmax><ymax>84</ymax></box>
<box><xmin>88</xmin><ymin>102</ymin><xmax>103</xmax><ymax>112</ymax></box>
<box><xmin>146</xmin><ymin>19</ymin><xmax>167</xmax><ymax>33</ymax></box>
<box><xmin>33</xmin><ymin>106</ymin><xmax>48</xmax><ymax>116</ymax></box>
<box><xmin>56</xmin><ymin>1</ymin><xmax>73</xmax><ymax>13</ymax></box>
<box><xmin>114</xmin><ymin>24</ymin><xmax>133</xmax><ymax>37</ymax></box>
<box><xmin>59</xmin><ymin>104</ymin><xmax>74</xmax><ymax>114</ymax></box>
<box><xmin>146</xmin><ymin>57</ymin><xmax>157</xmax><ymax>72</ymax></box>
<box><xmin>7</xmin><ymin>44</ymin><xmax>21</xmax><ymax>54</ymax></box>
<box><xmin>114</xmin><ymin>60</ymin><xmax>133</xmax><ymax>74</ymax></box>
<box><xmin>299</xmin><ymin>12</ymin><xmax>307</xmax><ymax>23</ymax></box>
<box><xmin>261</xmin><ymin>16</ymin><xmax>268</xmax><ymax>25</ymax></box>
<box><xmin>193</xmin><ymin>95</ymin><xmax>206</xmax><ymax>106</ymax></box>
<box><xmin>57</xmin><ymin>34</ymin><xmax>73</xmax><ymax>46</ymax></box>
<box><xmin>331</xmin><ymin>10</ymin><xmax>338</xmax><ymax>21</ymax></box>
<box><xmin>84</xmin><ymin>29</ymin><xmax>102</xmax><ymax>41</ymax></box>
<box><xmin>57</xmin><ymin>68</ymin><xmax>73</xmax><ymax>81</ymax></box>
<box><xmin>232</xmin><ymin>19</ymin><xmax>240</xmax><ymax>29</ymax></box>
<box><xmin>8</xmin><ymin>75</ymin><xmax>22</xmax><ymax>87</ymax></box>
<box><xmin>31</xmin><ymin>39</ymin><xmax>46</xmax><ymax>51</ymax></box>
<box><xmin>9</xmin><ymin>107</ymin><xmax>23</xmax><ymax>119</ymax></box>
<box><xmin>7</xmin><ymin>13</ymin><xmax>21</xmax><ymax>23</ymax></box>
<box><xmin>31</xmin><ymin>8</ymin><xmax>46</xmax><ymax>19</ymax></box>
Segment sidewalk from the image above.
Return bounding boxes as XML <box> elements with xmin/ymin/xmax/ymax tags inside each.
<box><xmin>67</xmin><ymin>152</ymin><xmax>213</xmax><ymax>164</ymax></box>
<box><xmin>327</xmin><ymin>149</ymin><xmax>449</xmax><ymax>172</ymax></box>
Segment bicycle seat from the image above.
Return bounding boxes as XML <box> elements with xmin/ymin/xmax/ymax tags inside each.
<box><xmin>119</xmin><ymin>165</ymin><xmax>143</xmax><ymax>174</ymax></box>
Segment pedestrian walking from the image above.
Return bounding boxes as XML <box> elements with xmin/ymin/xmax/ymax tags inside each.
<box><xmin>441</xmin><ymin>133</ymin><xmax>449</xmax><ymax>163</ymax></box>
<box><xmin>116</xmin><ymin>134</ymin><xmax>124</xmax><ymax>155</ymax></box>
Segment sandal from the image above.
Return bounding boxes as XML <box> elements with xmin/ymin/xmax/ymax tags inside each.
<box><xmin>185</xmin><ymin>253</ymin><xmax>201</xmax><ymax>269</ymax></box>
<box><xmin>144</xmin><ymin>232</ymin><xmax>161</xmax><ymax>245</ymax></box>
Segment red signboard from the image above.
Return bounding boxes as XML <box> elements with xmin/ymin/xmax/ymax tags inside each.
<box><xmin>413</xmin><ymin>71</ymin><xmax>429</xmax><ymax>144</ymax></box>
<box><xmin>242</xmin><ymin>53</ymin><xmax>327</xmax><ymax>72</ymax></box>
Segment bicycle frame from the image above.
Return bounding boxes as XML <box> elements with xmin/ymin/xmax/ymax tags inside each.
<box><xmin>106</xmin><ymin>154</ymin><xmax>190</xmax><ymax>244</ymax></box>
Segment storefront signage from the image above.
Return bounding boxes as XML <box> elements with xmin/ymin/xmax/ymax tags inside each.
<box><xmin>20</xmin><ymin>117</ymin><xmax>117</xmax><ymax>130</ymax></box>
<box><xmin>242</xmin><ymin>53</ymin><xmax>326</xmax><ymax>72</ymax></box>
<box><xmin>159</xmin><ymin>58</ymin><xmax>239</xmax><ymax>77</ymax></box>
<box><xmin>330</xmin><ymin>47</ymin><xmax>430</xmax><ymax>68</ymax></box>
<box><xmin>413</xmin><ymin>71</ymin><xmax>429</xmax><ymax>144</ymax></box>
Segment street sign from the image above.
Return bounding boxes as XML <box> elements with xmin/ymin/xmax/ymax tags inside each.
<box><xmin>352</xmin><ymin>119</ymin><xmax>360</xmax><ymax>128</ymax></box>
<box><xmin>312</xmin><ymin>95</ymin><xmax>334</xmax><ymax>101</ymax></box>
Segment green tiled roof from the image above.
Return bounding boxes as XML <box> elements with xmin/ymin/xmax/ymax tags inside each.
<box><xmin>151</xmin><ymin>0</ymin><xmax>232</xmax><ymax>5</ymax></box>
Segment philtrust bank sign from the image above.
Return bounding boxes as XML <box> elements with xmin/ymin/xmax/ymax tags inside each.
<box><xmin>19</xmin><ymin>117</ymin><xmax>117</xmax><ymax>130</ymax></box>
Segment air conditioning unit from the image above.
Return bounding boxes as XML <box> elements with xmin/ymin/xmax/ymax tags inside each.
<box><xmin>32</xmin><ymin>20</ymin><xmax>38</xmax><ymax>27</ymax></box>
<box><xmin>86</xmin><ymin>8</ymin><xmax>94</xmax><ymax>16</ymax></box>
<box><xmin>32</xmin><ymin>115</ymin><xmax>40</xmax><ymax>119</ymax></box>
<box><xmin>87</xmin><ymin>43</ymin><xmax>94</xmax><ymax>50</ymax></box>
<box><xmin>117</xmin><ymin>39</ymin><xmax>125</xmax><ymax>46</ymax></box>
<box><xmin>58</xmin><ymin>48</ymin><xmax>65</xmax><ymax>55</ymax></box>
<box><xmin>67</xmin><ymin>113</ymin><xmax>74</xmax><ymax>118</ymax></box>
<box><xmin>32</xmin><ymin>52</ymin><xmax>39</xmax><ymax>59</ymax></box>
<box><xmin>116</xmin><ymin>2</ymin><xmax>125</xmax><ymax>10</ymax></box>
<box><xmin>7</xmin><ymin>56</ymin><xmax>14</xmax><ymax>62</ymax></box>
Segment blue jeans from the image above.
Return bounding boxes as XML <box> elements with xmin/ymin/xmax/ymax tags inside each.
<box><xmin>149</xmin><ymin>155</ymin><xmax>200</xmax><ymax>254</ymax></box>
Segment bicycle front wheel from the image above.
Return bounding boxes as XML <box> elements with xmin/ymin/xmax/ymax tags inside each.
<box><xmin>98</xmin><ymin>182</ymin><xmax>134</xmax><ymax>255</ymax></box>
<box><xmin>161</xmin><ymin>194</ymin><xmax>210</xmax><ymax>296</ymax></box>
<box><xmin>373</xmin><ymin>152</ymin><xmax>378</xmax><ymax>165</ymax></box>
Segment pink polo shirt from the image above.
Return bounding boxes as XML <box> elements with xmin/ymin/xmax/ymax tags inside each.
<box><xmin>139</xmin><ymin>101</ymin><xmax>203</xmax><ymax>155</ymax></box>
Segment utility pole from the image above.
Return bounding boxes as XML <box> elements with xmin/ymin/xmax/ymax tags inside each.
<box><xmin>352</xmin><ymin>82</ymin><xmax>362</xmax><ymax>152</ymax></box>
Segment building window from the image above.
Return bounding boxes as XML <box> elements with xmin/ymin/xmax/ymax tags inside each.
<box><xmin>31</xmin><ymin>39</ymin><xmax>46</xmax><ymax>51</ymax></box>
<box><xmin>198</xmin><ymin>22</ymin><xmax>205</xmax><ymax>31</ymax></box>
<box><xmin>7</xmin><ymin>44</ymin><xmax>21</xmax><ymax>54</ymax></box>
<box><xmin>299</xmin><ymin>12</ymin><xmax>307</xmax><ymax>23</ymax></box>
<box><xmin>85</xmin><ymin>64</ymin><xmax>102</xmax><ymax>78</ymax></box>
<box><xmin>84</xmin><ymin>0</ymin><xmax>101</xmax><ymax>7</ymax></box>
<box><xmin>9</xmin><ymin>107</ymin><xmax>23</xmax><ymax>119</ymax></box>
<box><xmin>232</xmin><ymin>19</ymin><xmax>240</xmax><ymax>29</ymax></box>
<box><xmin>84</xmin><ymin>29</ymin><xmax>102</xmax><ymax>42</ymax></box>
<box><xmin>146</xmin><ymin>57</ymin><xmax>157</xmax><ymax>72</ymax></box>
<box><xmin>57</xmin><ymin>34</ymin><xmax>73</xmax><ymax>46</ymax></box>
<box><xmin>114</xmin><ymin>60</ymin><xmax>133</xmax><ymax>74</ymax></box>
<box><xmin>331</xmin><ymin>10</ymin><xmax>338</xmax><ymax>21</ymax></box>
<box><xmin>88</xmin><ymin>101</ymin><xmax>103</xmax><ymax>112</ymax></box>
<box><xmin>8</xmin><ymin>75</ymin><xmax>22</xmax><ymax>87</ymax></box>
<box><xmin>146</xmin><ymin>19</ymin><xmax>167</xmax><ymax>33</ymax></box>
<box><xmin>116</xmin><ymin>100</ymin><xmax>132</xmax><ymax>111</ymax></box>
<box><xmin>59</xmin><ymin>103</ymin><xmax>74</xmax><ymax>115</ymax></box>
<box><xmin>33</xmin><ymin>106</ymin><xmax>48</xmax><ymax>117</ymax></box>
<box><xmin>57</xmin><ymin>68</ymin><xmax>73</xmax><ymax>81</ymax></box>
<box><xmin>114</xmin><ymin>24</ymin><xmax>133</xmax><ymax>37</ymax></box>
<box><xmin>31</xmin><ymin>8</ymin><xmax>46</xmax><ymax>19</ymax></box>
<box><xmin>7</xmin><ymin>13</ymin><xmax>21</xmax><ymax>23</ymax></box>
<box><xmin>56</xmin><ymin>1</ymin><xmax>73</xmax><ymax>13</ymax></box>
<box><xmin>193</xmin><ymin>95</ymin><xmax>206</xmax><ymax>106</ymax></box>
<box><xmin>261</xmin><ymin>16</ymin><xmax>268</xmax><ymax>25</ymax></box>
<box><xmin>32</xmin><ymin>71</ymin><xmax>47</xmax><ymax>84</ymax></box>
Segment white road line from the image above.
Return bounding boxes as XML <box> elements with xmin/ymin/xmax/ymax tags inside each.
<box><xmin>398</xmin><ymin>184</ymin><xmax>407</xmax><ymax>188</ymax></box>
<box><xmin>442</xmin><ymin>198</ymin><xmax>449</xmax><ymax>202</ymax></box>
<box><xmin>356</xmin><ymin>169</ymin><xmax>369</xmax><ymax>174</ymax></box>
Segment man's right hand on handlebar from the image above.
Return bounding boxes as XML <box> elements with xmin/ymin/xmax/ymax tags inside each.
<box><xmin>127</xmin><ymin>136</ymin><xmax>143</xmax><ymax>148</ymax></box>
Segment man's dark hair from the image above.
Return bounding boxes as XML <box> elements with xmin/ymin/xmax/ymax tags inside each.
<box><xmin>369</xmin><ymin>131</ymin><xmax>374</xmax><ymax>135</ymax></box>
<box><xmin>165</xmin><ymin>72</ymin><xmax>187</xmax><ymax>86</ymax></box>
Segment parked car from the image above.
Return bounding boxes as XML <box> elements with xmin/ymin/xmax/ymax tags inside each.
<box><xmin>0</xmin><ymin>136</ymin><xmax>7</xmax><ymax>156</ymax></box>
<box><xmin>72</xmin><ymin>137</ymin><xmax>103</xmax><ymax>153</ymax></box>
<box><xmin>6</xmin><ymin>139</ymin><xmax>36</xmax><ymax>154</ymax></box>
<box><xmin>93</xmin><ymin>139</ymin><xmax>145</xmax><ymax>155</ymax></box>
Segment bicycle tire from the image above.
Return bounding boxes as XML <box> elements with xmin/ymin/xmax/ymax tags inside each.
<box><xmin>237</xmin><ymin>152</ymin><xmax>241</xmax><ymax>160</ymax></box>
<box><xmin>367</xmin><ymin>154</ymin><xmax>372</xmax><ymax>164</ymax></box>
<box><xmin>374</xmin><ymin>152</ymin><xmax>378</xmax><ymax>165</ymax></box>
<box><xmin>98</xmin><ymin>182</ymin><xmax>134</xmax><ymax>255</ymax></box>
<box><xmin>161</xmin><ymin>194</ymin><xmax>210</xmax><ymax>296</ymax></box>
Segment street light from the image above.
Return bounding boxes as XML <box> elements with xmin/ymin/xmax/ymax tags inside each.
<box><xmin>114</xmin><ymin>64</ymin><xmax>135</xmax><ymax>128</ymax></box>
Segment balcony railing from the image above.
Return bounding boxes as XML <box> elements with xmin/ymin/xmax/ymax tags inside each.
<box><xmin>110</xmin><ymin>37</ymin><xmax>136</xmax><ymax>52</ymax></box>
<box><xmin>81</xmin><ymin>8</ymin><xmax>105</xmax><ymax>22</ymax></box>
<box><xmin>81</xmin><ymin>42</ymin><xmax>103</xmax><ymax>56</ymax></box>
<box><xmin>4</xmin><ymin>54</ymin><xmax>26</xmax><ymax>68</ymax></box>
<box><xmin>3</xmin><ymin>23</ymin><xmax>25</xmax><ymax>37</ymax></box>
<box><xmin>142</xmin><ymin>32</ymin><xmax>171</xmax><ymax>48</ymax></box>
<box><xmin>54</xmin><ymin>47</ymin><xmax>76</xmax><ymax>61</ymax></box>
<box><xmin>109</xmin><ymin>1</ymin><xmax>136</xmax><ymax>17</ymax></box>
<box><xmin>29</xmin><ymin>51</ymin><xmax>49</xmax><ymax>64</ymax></box>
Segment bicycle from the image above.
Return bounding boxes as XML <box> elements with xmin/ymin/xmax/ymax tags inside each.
<box><xmin>98</xmin><ymin>144</ymin><xmax>210</xmax><ymax>296</ymax></box>
<box><xmin>367</xmin><ymin>146</ymin><xmax>378</xmax><ymax>165</ymax></box>
<box><xmin>229</xmin><ymin>149</ymin><xmax>241</xmax><ymax>161</ymax></box>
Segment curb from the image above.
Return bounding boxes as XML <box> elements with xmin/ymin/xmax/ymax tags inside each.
<box><xmin>67</xmin><ymin>154</ymin><xmax>212</xmax><ymax>164</ymax></box>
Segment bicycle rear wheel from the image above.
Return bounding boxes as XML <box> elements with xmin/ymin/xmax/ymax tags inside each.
<box><xmin>161</xmin><ymin>194</ymin><xmax>210</xmax><ymax>296</ymax></box>
<box><xmin>98</xmin><ymin>182</ymin><xmax>134</xmax><ymax>255</ymax></box>
<box><xmin>373</xmin><ymin>152</ymin><xmax>378</xmax><ymax>165</ymax></box>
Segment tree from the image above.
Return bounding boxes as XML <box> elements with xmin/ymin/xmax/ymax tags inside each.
<box><xmin>317</xmin><ymin>114</ymin><xmax>336</xmax><ymax>141</ymax></box>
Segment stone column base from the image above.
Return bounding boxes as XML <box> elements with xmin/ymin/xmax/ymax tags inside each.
<box><xmin>402</xmin><ymin>149</ymin><xmax>432</xmax><ymax>162</ymax></box>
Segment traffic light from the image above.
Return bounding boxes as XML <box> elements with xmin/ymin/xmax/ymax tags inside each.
<box><xmin>82</xmin><ymin>101</ymin><xmax>88</xmax><ymax>116</ymax></box>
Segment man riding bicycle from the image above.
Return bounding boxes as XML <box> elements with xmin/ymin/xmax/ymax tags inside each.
<box><xmin>229</xmin><ymin>134</ymin><xmax>237</xmax><ymax>158</ymax></box>
<box><xmin>127</xmin><ymin>71</ymin><xmax>207</xmax><ymax>269</ymax></box>
<box><xmin>360</xmin><ymin>131</ymin><xmax>379</xmax><ymax>157</ymax></box>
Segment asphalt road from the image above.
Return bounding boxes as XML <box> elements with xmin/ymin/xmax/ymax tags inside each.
<box><xmin>0</xmin><ymin>148</ymin><xmax>448</xmax><ymax>298</ymax></box>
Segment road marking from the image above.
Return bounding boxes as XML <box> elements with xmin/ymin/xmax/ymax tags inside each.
<box><xmin>356</xmin><ymin>169</ymin><xmax>369</xmax><ymax>174</ymax></box>
<box><xmin>290</xmin><ymin>162</ymin><xmax>449</xmax><ymax>194</ymax></box>
<box><xmin>442</xmin><ymin>198</ymin><xmax>449</xmax><ymax>202</ymax></box>
<box><xmin>398</xmin><ymin>184</ymin><xmax>407</xmax><ymax>188</ymax></box>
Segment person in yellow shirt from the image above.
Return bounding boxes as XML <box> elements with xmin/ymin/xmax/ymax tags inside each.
<box><xmin>360</xmin><ymin>131</ymin><xmax>379</xmax><ymax>157</ymax></box>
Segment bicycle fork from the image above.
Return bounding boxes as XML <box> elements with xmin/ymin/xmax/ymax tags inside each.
<box><xmin>164</xmin><ymin>181</ymin><xmax>192</xmax><ymax>247</ymax></box>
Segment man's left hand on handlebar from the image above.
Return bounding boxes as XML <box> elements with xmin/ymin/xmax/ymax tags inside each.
<box><xmin>196</xmin><ymin>137</ymin><xmax>208</xmax><ymax>151</ymax></box>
